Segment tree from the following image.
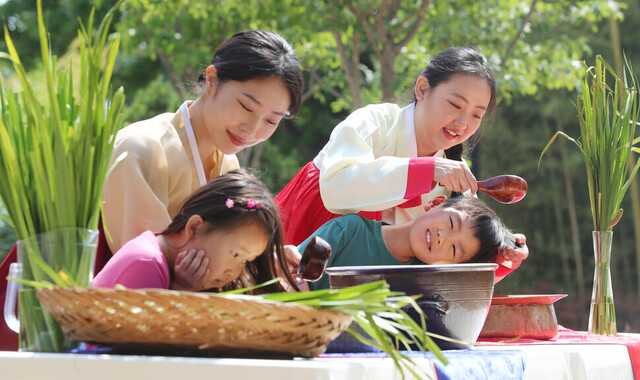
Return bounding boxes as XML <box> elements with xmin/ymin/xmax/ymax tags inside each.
<box><xmin>308</xmin><ymin>0</ymin><xmax>433</xmax><ymax>109</ymax></box>
<box><xmin>113</xmin><ymin>0</ymin><xmax>622</xmax><ymax>177</ymax></box>
<box><xmin>0</xmin><ymin>0</ymin><xmax>109</xmax><ymax>70</ymax></box>
<box><xmin>481</xmin><ymin>0</ymin><xmax>640</xmax><ymax>331</ymax></box>
<box><xmin>296</xmin><ymin>1</ymin><xmax>621</xmax><ymax>112</ymax></box>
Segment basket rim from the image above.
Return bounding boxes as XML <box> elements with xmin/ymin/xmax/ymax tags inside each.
<box><xmin>38</xmin><ymin>286</ymin><xmax>350</xmax><ymax>313</ymax></box>
<box><xmin>36</xmin><ymin>286</ymin><xmax>353</xmax><ymax>357</ymax></box>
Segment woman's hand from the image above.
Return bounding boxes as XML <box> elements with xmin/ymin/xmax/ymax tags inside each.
<box><xmin>500</xmin><ymin>234</ymin><xmax>529</xmax><ymax>263</ymax></box>
<box><xmin>433</xmin><ymin>157</ymin><xmax>477</xmax><ymax>194</ymax></box>
<box><xmin>171</xmin><ymin>249</ymin><xmax>209</xmax><ymax>291</ymax></box>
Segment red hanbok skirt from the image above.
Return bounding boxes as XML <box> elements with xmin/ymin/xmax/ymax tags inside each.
<box><xmin>275</xmin><ymin>162</ymin><xmax>344</xmax><ymax>246</ymax></box>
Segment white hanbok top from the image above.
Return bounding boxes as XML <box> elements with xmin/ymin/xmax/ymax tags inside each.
<box><xmin>314</xmin><ymin>102</ymin><xmax>457</xmax><ymax>226</ymax></box>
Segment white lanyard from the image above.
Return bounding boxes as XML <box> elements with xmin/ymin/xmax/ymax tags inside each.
<box><xmin>180</xmin><ymin>101</ymin><xmax>207</xmax><ymax>187</ymax></box>
<box><xmin>405</xmin><ymin>103</ymin><xmax>418</xmax><ymax>158</ymax></box>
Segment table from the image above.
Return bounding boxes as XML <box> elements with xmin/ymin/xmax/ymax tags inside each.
<box><xmin>0</xmin><ymin>342</ymin><xmax>635</xmax><ymax>380</ymax></box>
<box><xmin>475</xmin><ymin>344</ymin><xmax>634</xmax><ymax>379</ymax></box>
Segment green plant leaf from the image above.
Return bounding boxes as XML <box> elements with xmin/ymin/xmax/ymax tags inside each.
<box><xmin>539</xmin><ymin>54</ymin><xmax>640</xmax><ymax>231</ymax></box>
<box><xmin>0</xmin><ymin>0</ymin><xmax>125</xmax><ymax>351</ymax></box>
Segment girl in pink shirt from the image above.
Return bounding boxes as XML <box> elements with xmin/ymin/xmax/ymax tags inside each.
<box><xmin>93</xmin><ymin>169</ymin><xmax>295</xmax><ymax>292</ymax></box>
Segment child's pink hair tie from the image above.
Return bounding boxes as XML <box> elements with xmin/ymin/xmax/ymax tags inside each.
<box><xmin>226</xmin><ymin>197</ymin><xmax>261</xmax><ymax>209</ymax></box>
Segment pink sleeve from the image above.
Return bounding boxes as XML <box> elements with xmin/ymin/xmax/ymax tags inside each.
<box><xmin>404</xmin><ymin>157</ymin><xmax>436</xmax><ymax>199</ymax></box>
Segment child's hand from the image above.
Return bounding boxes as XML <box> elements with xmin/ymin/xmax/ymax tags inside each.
<box><xmin>500</xmin><ymin>234</ymin><xmax>529</xmax><ymax>263</ymax></box>
<box><xmin>172</xmin><ymin>249</ymin><xmax>209</xmax><ymax>291</ymax></box>
<box><xmin>277</xmin><ymin>245</ymin><xmax>303</xmax><ymax>292</ymax></box>
<box><xmin>284</xmin><ymin>244</ymin><xmax>302</xmax><ymax>272</ymax></box>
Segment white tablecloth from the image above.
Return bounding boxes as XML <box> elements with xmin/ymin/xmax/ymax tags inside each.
<box><xmin>0</xmin><ymin>342</ymin><xmax>634</xmax><ymax>380</ymax></box>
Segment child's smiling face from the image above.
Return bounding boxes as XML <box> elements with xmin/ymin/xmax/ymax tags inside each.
<box><xmin>409</xmin><ymin>205</ymin><xmax>481</xmax><ymax>264</ymax></box>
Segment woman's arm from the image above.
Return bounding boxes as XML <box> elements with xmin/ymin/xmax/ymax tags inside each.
<box><xmin>316</xmin><ymin>104</ymin><xmax>439</xmax><ymax>213</ymax></box>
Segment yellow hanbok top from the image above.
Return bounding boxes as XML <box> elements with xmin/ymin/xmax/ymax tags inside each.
<box><xmin>102</xmin><ymin>107</ymin><xmax>239</xmax><ymax>252</ymax></box>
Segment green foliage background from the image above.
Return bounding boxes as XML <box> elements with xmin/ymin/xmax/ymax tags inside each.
<box><xmin>1</xmin><ymin>0</ymin><xmax>640</xmax><ymax>332</ymax></box>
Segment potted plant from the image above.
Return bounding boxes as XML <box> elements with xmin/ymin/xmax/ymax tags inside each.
<box><xmin>0</xmin><ymin>0</ymin><xmax>125</xmax><ymax>351</ymax></box>
<box><xmin>540</xmin><ymin>55</ymin><xmax>640</xmax><ymax>335</ymax></box>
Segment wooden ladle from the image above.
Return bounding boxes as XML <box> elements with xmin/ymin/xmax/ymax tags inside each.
<box><xmin>295</xmin><ymin>236</ymin><xmax>332</xmax><ymax>282</ymax></box>
<box><xmin>477</xmin><ymin>175</ymin><xmax>527</xmax><ymax>204</ymax></box>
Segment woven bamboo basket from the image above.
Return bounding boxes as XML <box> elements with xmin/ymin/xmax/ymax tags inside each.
<box><xmin>37</xmin><ymin>287</ymin><xmax>353</xmax><ymax>357</ymax></box>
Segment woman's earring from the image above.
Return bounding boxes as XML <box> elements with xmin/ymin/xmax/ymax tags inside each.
<box><xmin>231</xmin><ymin>252</ymin><xmax>238</xmax><ymax>257</ymax></box>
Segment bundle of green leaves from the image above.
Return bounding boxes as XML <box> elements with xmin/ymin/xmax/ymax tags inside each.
<box><xmin>539</xmin><ymin>55</ymin><xmax>640</xmax><ymax>336</ymax></box>
<box><xmin>0</xmin><ymin>0</ymin><xmax>125</xmax><ymax>352</ymax></box>
<box><xmin>541</xmin><ymin>55</ymin><xmax>640</xmax><ymax>232</ymax></box>
<box><xmin>0</xmin><ymin>0</ymin><xmax>124</xmax><ymax>242</ymax></box>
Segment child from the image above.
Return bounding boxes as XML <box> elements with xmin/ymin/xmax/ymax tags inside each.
<box><xmin>93</xmin><ymin>169</ymin><xmax>295</xmax><ymax>292</ymax></box>
<box><xmin>297</xmin><ymin>195</ymin><xmax>516</xmax><ymax>291</ymax></box>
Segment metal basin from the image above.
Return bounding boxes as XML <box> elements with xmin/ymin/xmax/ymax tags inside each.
<box><xmin>325</xmin><ymin>264</ymin><xmax>498</xmax><ymax>351</ymax></box>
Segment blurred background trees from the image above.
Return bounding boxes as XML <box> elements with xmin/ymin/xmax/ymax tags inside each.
<box><xmin>1</xmin><ymin>0</ymin><xmax>639</xmax><ymax>331</ymax></box>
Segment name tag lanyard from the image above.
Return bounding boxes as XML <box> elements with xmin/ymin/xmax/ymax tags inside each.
<box><xmin>180</xmin><ymin>101</ymin><xmax>209</xmax><ymax>187</ymax></box>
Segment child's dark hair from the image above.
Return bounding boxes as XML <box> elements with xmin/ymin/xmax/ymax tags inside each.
<box><xmin>162</xmin><ymin>169</ymin><xmax>295</xmax><ymax>293</ymax></box>
<box><xmin>440</xmin><ymin>196</ymin><xmax>514</xmax><ymax>264</ymax></box>
<box><xmin>415</xmin><ymin>46</ymin><xmax>497</xmax><ymax>163</ymax></box>
<box><xmin>196</xmin><ymin>30</ymin><xmax>304</xmax><ymax>118</ymax></box>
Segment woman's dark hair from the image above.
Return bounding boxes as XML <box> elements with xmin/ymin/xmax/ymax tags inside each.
<box><xmin>162</xmin><ymin>169</ymin><xmax>295</xmax><ymax>293</ymax></box>
<box><xmin>416</xmin><ymin>46</ymin><xmax>497</xmax><ymax>163</ymax></box>
<box><xmin>197</xmin><ymin>30</ymin><xmax>304</xmax><ymax>118</ymax></box>
<box><xmin>440</xmin><ymin>196</ymin><xmax>515</xmax><ymax>264</ymax></box>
